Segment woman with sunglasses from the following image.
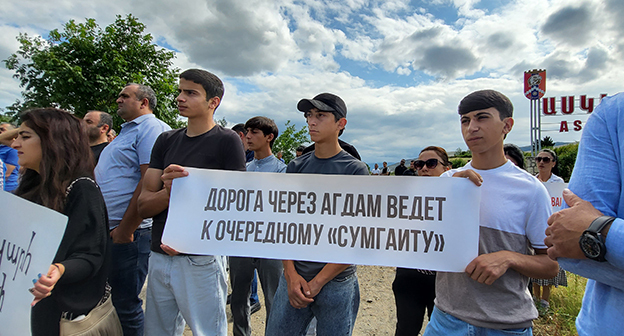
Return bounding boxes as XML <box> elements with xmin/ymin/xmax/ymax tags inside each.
<box><xmin>12</xmin><ymin>108</ymin><xmax>119</xmax><ymax>335</ymax></box>
<box><xmin>531</xmin><ymin>148</ymin><xmax>566</xmax><ymax>311</ymax></box>
<box><xmin>393</xmin><ymin>146</ymin><xmax>451</xmax><ymax>336</ymax></box>
<box><xmin>534</xmin><ymin>149</ymin><xmax>563</xmax><ymax>183</ymax></box>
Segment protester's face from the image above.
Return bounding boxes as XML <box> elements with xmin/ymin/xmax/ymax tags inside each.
<box><xmin>12</xmin><ymin>124</ymin><xmax>42</xmax><ymax>172</ymax></box>
<box><xmin>304</xmin><ymin>108</ymin><xmax>345</xmax><ymax>144</ymax></box>
<box><xmin>296</xmin><ymin>150</ymin><xmax>303</xmax><ymax>157</ymax></box>
<box><xmin>536</xmin><ymin>152</ymin><xmax>556</xmax><ymax>173</ymax></box>
<box><xmin>374</xmin><ymin>164</ymin><xmax>379</xmax><ymax>169</ymax></box>
<box><xmin>416</xmin><ymin>150</ymin><xmax>449</xmax><ymax>177</ymax></box>
<box><xmin>460</xmin><ymin>107</ymin><xmax>512</xmax><ymax>155</ymax></box>
<box><xmin>383</xmin><ymin>162</ymin><xmax>387</xmax><ymax>167</ymax></box>
<box><xmin>83</xmin><ymin>112</ymin><xmax>103</xmax><ymax>142</ymax></box>
<box><xmin>0</xmin><ymin>123</ymin><xmax>12</xmax><ymax>134</ymax></box>
<box><xmin>177</xmin><ymin>78</ymin><xmax>215</xmax><ymax>119</ymax></box>
<box><xmin>116</xmin><ymin>85</ymin><xmax>144</xmax><ymax>121</ymax></box>
<box><xmin>409</xmin><ymin>161</ymin><xmax>415</xmax><ymax>169</ymax></box>
<box><xmin>245</xmin><ymin>128</ymin><xmax>272</xmax><ymax>152</ymax></box>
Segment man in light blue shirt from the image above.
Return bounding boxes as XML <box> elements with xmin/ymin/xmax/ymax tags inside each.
<box><xmin>95</xmin><ymin>83</ymin><xmax>171</xmax><ymax>336</ymax></box>
<box><xmin>230</xmin><ymin>116</ymin><xmax>286</xmax><ymax>336</ymax></box>
<box><xmin>545</xmin><ymin>92</ymin><xmax>624</xmax><ymax>336</ymax></box>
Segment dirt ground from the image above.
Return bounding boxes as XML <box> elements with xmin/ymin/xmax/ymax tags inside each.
<box><xmin>142</xmin><ymin>265</ymin><xmax>428</xmax><ymax>335</ymax></box>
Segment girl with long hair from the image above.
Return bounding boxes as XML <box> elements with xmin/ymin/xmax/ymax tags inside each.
<box><xmin>12</xmin><ymin>108</ymin><xmax>118</xmax><ymax>335</ymax></box>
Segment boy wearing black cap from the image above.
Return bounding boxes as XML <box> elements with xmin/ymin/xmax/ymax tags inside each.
<box><xmin>266</xmin><ymin>93</ymin><xmax>368</xmax><ymax>336</ymax></box>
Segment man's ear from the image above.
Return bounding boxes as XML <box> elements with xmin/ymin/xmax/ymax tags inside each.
<box><xmin>503</xmin><ymin>117</ymin><xmax>514</xmax><ymax>135</ymax></box>
<box><xmin>101</xmin><ymin>124</ymin><xmax>110</xmax><ymax>135</ymax></box>
<box><xmin>208</xmin><ymin>96</ymin><xmax>221</xmax><ymax>110</ymax></box>
<box><xmin>267</xmin><ymin>133</ymin><xmax>275</xmax><ymax>143</ymax></box>
<box><xmin>338</xmin><ymin>118</ymin><xmax>347</xmax><ymax>130</ymax></box>
<box><xmin>140</xmin><ymin>97</ymin><xmax>150</xmax><ymax>109</ymax></box>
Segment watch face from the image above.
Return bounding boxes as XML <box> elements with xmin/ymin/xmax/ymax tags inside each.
<box><xmin>581</xmin><ymin>236</ymin><xmax>602</xmax><ymax>258</ymax></box>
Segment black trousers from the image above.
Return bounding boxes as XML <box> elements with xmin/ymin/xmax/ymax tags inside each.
<box><xmin>392</xmin><ymin>268</ymin><xmax>436</xmax><ymax>336</ymax></box>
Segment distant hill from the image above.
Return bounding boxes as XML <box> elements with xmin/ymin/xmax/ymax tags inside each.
<box><xmin>518</xmin><ymin>142</ymin><xmax>576</xmax><ymax>152</ymax></box>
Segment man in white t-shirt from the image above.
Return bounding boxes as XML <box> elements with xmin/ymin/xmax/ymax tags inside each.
<box><xmin>424</xmin><ymin>89</ymin><xmax>559</xmax><ymax>336</ymax></box>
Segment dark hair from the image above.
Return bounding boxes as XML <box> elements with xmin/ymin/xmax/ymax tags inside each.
<box><xmin>420</xmin><ymin>146</ymin><xmax>451</xmax><ymax>167</ymax></box>
<box><xmin>14</xmin><ymin>108</ymin><xmax>94</xmax><ymax>212</ymax></box>
<box><xmin>232</xmin><ymin>123</ymin><xmax>247</xmax><ymax>135</ymax></box>
<box><xmin>89</xmin><ymin>111</ymin><xmax>113</xmax><ymax>135</ymax></box>
<box><xmin>126</xmin><ymin>83</ymin><xmax>157</xmax><ymax>111</ymax></box>
<box><xmin>504</xmin><ymin>143</ymin><xmax>525</xmax><ymax>170</ymax></box>
<box><xmin>458</xmin><ymin>89</ymin><xmax>513</xmax><ymax>119</ymax></box>
<box><xmin>539</xmin><ymin>148</ymin><xmax>560</xmax><ymax>175</ymax></box>
<box><xmin>180</xmin><ymin>69</ymin><xmax>224</xmax><ymax>107</ymax></box>
<box><xmin>245</xmin><ymin>116</ymin><xmax>279</xmax><ymax>148</ymax></box>
<box><xmin>296</xmin><ymin>145</ymin><xmax>306</xmax><ymax>152</ymax></box>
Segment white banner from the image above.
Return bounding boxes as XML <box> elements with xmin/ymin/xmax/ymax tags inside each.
<box><xmin>163</xmin><ymin>168</ymin><xmax>481</xmax><ymax>272</ymax></box>
<box><xmin>544</xmin><ymin>182</ymin><xmax>569</xmax><ymax>213</ymax></box>
<box><xmin>0</xmin><ymin>191</ymin><xmax>68</xmax><ymax>336</ymax></box>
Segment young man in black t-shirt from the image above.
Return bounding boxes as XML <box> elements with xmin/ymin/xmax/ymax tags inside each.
<box><xmin>266</xmin><ymin>93</ymin><xmax>368</xmax><ymax>336</ymax></box>
<box><xmin>137</xmin><ymin>69</ymin><xmax>246</xmax><ymax>335</ymax></box>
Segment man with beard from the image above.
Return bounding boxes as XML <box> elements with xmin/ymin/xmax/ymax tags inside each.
<box><xmin>83</xmin><ymin>110</ymin><xmax>113</xmax><ymax>163</ymax></box>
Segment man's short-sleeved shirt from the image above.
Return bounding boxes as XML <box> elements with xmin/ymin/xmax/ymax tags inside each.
<box><xmin>286</xmin><ymin>150</ymin><xmax>369</xmax><ymax>281</ymax></box>
<box><xmin>246</xmin><ymin>154</ymin><xmax>287</xmax><ymax>173</ymax></box>
<box><xmin>0</xmin><ymin>145</ymin><xmax>19</xmax><ymax>191</ymax></box>
<box><xmin>95</xmin><ymin>114</ymin><xmax>171</xmax><ymax>229</ymax></box>
<box><xmin>149</xmin><ymin>126</ymin><xmax>246</xmax><ymax>254</ymax></box>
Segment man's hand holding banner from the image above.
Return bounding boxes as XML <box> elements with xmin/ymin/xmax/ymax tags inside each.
<box><xmin>163</xmin><ymin>168</ymin><xmax>481</xmax><ymax>272</ymax></box>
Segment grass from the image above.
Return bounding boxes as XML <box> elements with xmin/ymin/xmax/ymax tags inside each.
<box><xmin>533</xmin><ymin>272</ymin><xmax>587</xmax><ymax>336</ymax></box>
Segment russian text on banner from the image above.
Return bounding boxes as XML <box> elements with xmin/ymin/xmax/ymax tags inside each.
<box><xmin>163</xmin><ymin>168</ymin><xmax>481</xmax><ymax>272</ymax></box>
<box><xmin>0</xmin><ymin>191</ymin><xmax>68</xmax><ymax>336</ymax></box>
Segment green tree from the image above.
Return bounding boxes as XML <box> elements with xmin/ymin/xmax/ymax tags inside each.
<box><xmin>553</xmin><ymin>142</ymin><xmax>579</xmax><ymax>182</ymax></box>
<box><xmin>3</xmin><ymin>14</ymin><xmax>183</xmax><ymax>129</ymax></box>
<box><xmin>541</xmin><ymin>136</ymin><xmax>555</xmax><ymax>148</ymax></box>
<box><xmin>273</xmin><ymin>120</ymin><xmax>309</xmax><ymax>164</ymax></box>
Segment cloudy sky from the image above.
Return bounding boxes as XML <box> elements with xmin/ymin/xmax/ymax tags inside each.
<box><xmin>1</xmin><ymin>0</ymin><xmax>622</xmax><ymax>166</ymax></box>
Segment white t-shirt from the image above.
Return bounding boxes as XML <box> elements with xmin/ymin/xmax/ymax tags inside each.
<box><xmin>371</xmin><ymin>168</ymin><xmax>381</xmax><ymax>175</ymax></box>
<box><xmin>539</xmin><ymin>173</ymin><xmax>564</xmax><ymax>183</ymax></box>
<box><xmin>435</xmin><ymin>160</ymin><xmax>552</xmax><ymax>329</ymax></box>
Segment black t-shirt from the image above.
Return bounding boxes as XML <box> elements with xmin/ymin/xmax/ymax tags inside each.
<box><xmin>286</xmin><ymin>150</ymin><xmax>368</xmax><ymax>281</ymax></box>
<box><xmin>90</xmin><ymin>142</ymin><xmax>109</xmax><ymax>164</ymax></box>
<box><xmin>394</xmin><ymin>164</ymin><xmax>407</xmax><ymax>176</ymax></box>
<box><xmin>302</xmin><ymin>139</ymin><xmax>362</xmax><ymax>160</ymax></box>
<box><xmin>149</xmin><ymin>126</ymin><xmax>246</xmax><ymax>254</ymax></box>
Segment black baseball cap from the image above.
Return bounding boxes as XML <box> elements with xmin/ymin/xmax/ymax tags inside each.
<box><xmin>297</xmin><ymin>93</ymin><xmax>347</xmax><ymax>118</ymax></box>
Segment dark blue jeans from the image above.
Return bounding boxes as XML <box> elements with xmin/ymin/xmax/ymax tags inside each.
<box><xmin>109</xmin><ymin>227</ymin><xmax>151</xmax><ymax>336</ymax></box>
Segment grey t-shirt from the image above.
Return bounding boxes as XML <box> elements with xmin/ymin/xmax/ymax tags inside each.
<box><xmin>286</xmin><ymin>150</ymin><xmax>369</xmax><ymax>281</ymax></box>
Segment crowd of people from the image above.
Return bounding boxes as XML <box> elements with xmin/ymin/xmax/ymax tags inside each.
<box><xmin>0</xmin><ymin>68</ymin><xmax>622</xmax><ymax>336</ymax></box>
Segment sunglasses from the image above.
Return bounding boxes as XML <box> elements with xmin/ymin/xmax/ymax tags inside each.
<box><xmin>535</xmin><ymin>157</ymin><xmax>552</xmax><ymax>163</ymax></box>
<box><xmin>414</xmin><ymin>158</ymin><xmax>439</xmax><ymax>170</ymax></box>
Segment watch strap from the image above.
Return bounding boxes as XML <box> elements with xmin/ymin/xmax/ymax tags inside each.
<box><xmin>587</xmin><ymin>216</ymin><xmax>616</xmax><ymax>235</ymax></box>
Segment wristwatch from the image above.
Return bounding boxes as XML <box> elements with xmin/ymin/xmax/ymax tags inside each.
<box><xmin>579</xmin><ymin>215</ymin><xmax>615</xmax><ymax>262</ymax></box>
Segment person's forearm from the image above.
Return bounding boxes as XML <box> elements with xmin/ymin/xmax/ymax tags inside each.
<box><xmin>116</xmin><ymin>182</ymin><xmax>145</xmax><ymax>235</ymax></box>
<box><xmin>559</xmin><ymin>258</ymin><xmax>624</xmax><ymax>290</ymax></box>
<box><xmin>509</xmin><ymin>251</ymin><xmax>559</xmax><ymax>279</ymax></box>
<box><xmin>138</xmin><ymin>188</ymin><xmax>169</xmax><ymax>218</ymax></box>
<box><xmin>310</xmin><ymin>263</ymin><xmax>351</xmax><ymax>288</ymax></box>
<box><xmin>0</xmin><ymin>128</ymin><xmax>17</xmax><ymax>146</ymax></box>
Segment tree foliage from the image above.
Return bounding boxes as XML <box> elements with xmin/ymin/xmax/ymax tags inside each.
<box><xmin>541</xmin><ymin>136</ymin><xmax>556</xmax><ymax>148</ymax></box>
<box><xmin>454</xmin><ymin>147</ymin><xmax>472</xmax><ymax>158</ymax></box>
<box><xmin>3</xmin><ymin>14</ymin><xmax>183</xmax><ymax>128</ymax></box>
<box><xmin>273</xmin><ymin>120</ymin><xmax>309</xmax><ymax>164</ymax></box>
<box><xmin>553</xmin><ymin>142</ymin><xmax>579</xmax><ymax>182</ymax></box>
